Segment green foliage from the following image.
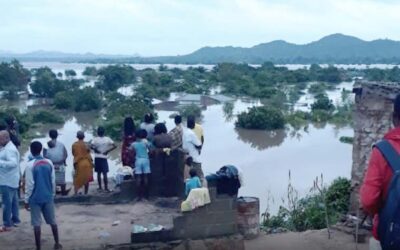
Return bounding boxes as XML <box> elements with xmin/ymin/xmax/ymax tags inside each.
<box><xmin>104</xmin><ymin>93</ymin><xmax>153</xmax><ymax>121</ymax></box>
<box><xmin>0</xmin><ymin>107</ymin><xmax>30</xmax><ymax>134</ymax></box>
<box><xmin>3</xmin><ymin>89</ymin><xmax>19</xmax><ymax>101</ymax></box>
<box><xmin>364</xmin><ymin>66</ymin><xmax>400</xmax><ymax>82</ymax></box>
<box><xmin>73</xmin><ymin>87</ymin><xmax>102</xmax><ymax>112</ymax></box>
<box><xmin>325</xmin><ymin>178</ymin><xmax>351</xmax><ymax>214</ymax></box>
<box><xmin>96</xmin><ymin>64</ymin><xmax>136</xmax><ymax>91</ymax></box>
<box><xmin>31</xmin><ymin>110</ymin><xmax>64</xmax><ymax>124</ymax></box>
<box><xmin>236</xmin><ymin>106</ymin><xmax>285</xmax><ymax>130</ymax></box>
<box><xmin>179</xmin><ymin>104</ymin><xmax>202</xmax><ymax>119</ymax></box>
<box><xmin>31</xmin><ymin>67</ymin><xmax>82</xmax><ymax>97</ymax></box>
<box><xmin>53</xmin><ymin>87</ymin><xmax>101</xmax><ymax>112</ymax></box>
<box><xmin>82</xmin><ymin>66</ymin><xmax>97</xmax><ymax>76</ymax></box>
<box><xmin>308</xmin><ymin>83</ymin><xmax>334</xmax><ymax>95</ymax></box>
<box><xmin>222</xmin><ymin>102</ymin><xmax>234</xmax><ymax>121</ymax></box>
<box><xmin>64</xmin><ymin>69</ymin><xmax>77</xmax><ymax>78</ymax></box>
<box><xmin>53</xmin><ymin>91</ymin><xmax>74</xmax><ymax>109</ymax></box>
<box><xmin>263</xmin><ymin>177</ymin><xmax>351</xmax><ymax>232</ymax></box>
<box><xmin>310</xmin><ymin>110</ymin><xmax>331</xmax><ymax>123</ymax></box>
<box><xmin>102</xmin><ymin>93</ymin><xmax>154</xmax><ymax>140</ymax></box>
<box><xmin>212</xmin><ymin>62</ymin><xmax>342</xmax><ymax>101</ymax></box>
<box><xmin>0</xmin><ymin>60</ymin><xmax>30</xmax><ymax>92</ymax></box>
<box><xmin>286</xmin><ymin>111</ymin><xmax>310</xmax><ymax>128</ymax></box>
<box><xmin>339</xmin><ymin>136</ymin><xmax>354</xmax><ymax>144</ymax></box>
<box><xmin>101</xmin><ymin>117</ymin><xmax>125</xmax><ymax>141</ymax></box>
<box><xmin>311</xmin><ymin>94</ymin><xmax>334</xmax><ymax>112</ymax></box>
<box><xmin>330</xmin><ymin>103</ymin><xmax>353</xmax><ymax>126</ymax></box>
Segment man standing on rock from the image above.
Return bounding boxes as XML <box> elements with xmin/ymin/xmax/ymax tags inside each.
<box><xmin>361</xmin><ymin>94</ymin><xmax>400</xmax><ymax>250</ymax></box>
<box><xmin>0</xmin><ymin>130</ymin><xmax>21</xmax><ymax>232</ymax></box>
<box><xmin>25</xmin><ymin>141</ymin><xmax>62</xmax><ymax>250</ymax></box>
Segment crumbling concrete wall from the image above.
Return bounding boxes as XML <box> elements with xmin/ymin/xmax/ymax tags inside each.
<box><xmin>131</xmin><ymin>184</ymin><xmax>238</xmax><ymax>244</ymax></box>
<box><xmin>350</xmin><ymin>81</ymin><xmax>400</xmax><ymax>212</ymax></box>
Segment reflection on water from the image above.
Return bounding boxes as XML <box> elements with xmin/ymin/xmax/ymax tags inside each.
<box><xmin>235</xmin><ymin>128</ymin><xmax>286</xmax><ymax>150</ymax></box>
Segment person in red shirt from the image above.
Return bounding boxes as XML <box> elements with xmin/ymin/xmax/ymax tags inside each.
<box><xmin>361</xmin><ymin>93</ymin><xmax>400</xmax><ymax>249</ymax></box>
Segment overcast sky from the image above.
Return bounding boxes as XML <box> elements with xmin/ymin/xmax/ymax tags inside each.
<box><xmin>1</xmin><ymin>0</ymin><xmax>400</xmax><ymax>56</ymax></box>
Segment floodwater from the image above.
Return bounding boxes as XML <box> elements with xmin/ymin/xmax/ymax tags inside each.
<box><xmin>12</xmin><ymin>62</ymin><xmax>354</xmax><ymax>214</ymax></box>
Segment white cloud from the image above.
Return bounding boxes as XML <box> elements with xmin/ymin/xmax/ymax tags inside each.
<box><xmin>0</xmin><ymin>0</ymin><xmax>399</xmax><ymax>55</ymax></box>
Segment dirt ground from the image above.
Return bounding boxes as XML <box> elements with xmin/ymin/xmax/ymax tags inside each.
<box><xmin>0</xmin><ymin>192</ymin><xmax>371</xmax><ymax>250</ymax></box>
<box><xmin>0</xmin><ymin>201</ymin><xmax>179</xmax><ymax>250</ymax></box>
<box><xmin>245</xmin><ymin>229</ymin><xmax>369</xmax><ymax>250</ymax></box>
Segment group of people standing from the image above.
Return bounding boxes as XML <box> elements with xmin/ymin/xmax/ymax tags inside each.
<box><xmin>0</xmin><ymin>112</ymin><xmax>205</xmax><ymax>249</ymax></box>
<box><xmin>0</xmin><ymin>120</ymin><xmax>61</xmax><ymax>249</ymax></box>
<box><xmin>120</xmin><ymin>113</ymin><xmax>205</xmax><ymax>200</ymax></box>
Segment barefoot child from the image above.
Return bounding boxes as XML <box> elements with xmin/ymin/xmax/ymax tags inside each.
<box><xmin>25</xmin><ymin>141</ymin><xmax>62</xmax><ymax>250</ymax></box>
<box><xmin>130</xmin><ymin>129</ymin><xmax>151</xmax><ymax>200</ymax></box>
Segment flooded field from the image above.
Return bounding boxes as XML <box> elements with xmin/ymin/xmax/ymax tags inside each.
<box><xmin>11</xmin><ymin>62</ymin><xmax>355</xmax><ymax>214</ymax></box>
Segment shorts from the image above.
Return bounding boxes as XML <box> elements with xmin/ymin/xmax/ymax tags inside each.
<box><xmin>135</xmin><ymin>158</ymin><xmax>151</xmax><ymax>175</ymax></box>
<box><xmin>94</xmin><ymin>158</ymin><xmax>109</xmax><ymax>173</ymax></box>
<box><xmin>30</xmin><ymin>202</ymin><xmax>56</xmax><ymax>227</ymax></box>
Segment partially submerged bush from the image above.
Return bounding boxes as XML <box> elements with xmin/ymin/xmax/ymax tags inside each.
<box><xmin>236</xmin><ymin>106</ymin><xmax>285</xmax><ymax>130</ymax></box>
<box><xmin>31</xmin><ymin>110</ymin><xmax>64</xmax><ymax>124</ymax></box>
<box><xmin>53</xmin><ymin>87</ymin><xmax>102</xmax><ymax>112</ymax></box>
<box><xmin>179</xmin><ymin>104</ymin><xmax>202</xmax><ymax>119</ymax></box>
<box><xmin>311</xmin><ymin>94</ymin><xmax>334</xmax><ymax>112</ymax></box>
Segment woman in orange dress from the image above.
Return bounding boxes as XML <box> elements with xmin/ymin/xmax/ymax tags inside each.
<box><xmin>72</xmin><ymin>131</ymin><xmax>93</xmax><ymax>195</ymax></box>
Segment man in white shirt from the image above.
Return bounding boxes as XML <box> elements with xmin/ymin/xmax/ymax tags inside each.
<box><xmin>90</xmin><ymin>126</ymin><xmax>116</xmax><ymax>192</ymax></box>
<box><xmin>0</xmin><ymin>130</ymin><xmax>21</xmax><ymax>232</ymax></box>
<box><xmin>182</xmin><ymin>119</ymin><xmax>202</xmax><ymax>164</ymax></box>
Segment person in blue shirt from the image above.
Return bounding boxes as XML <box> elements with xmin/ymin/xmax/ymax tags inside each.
<box><xmin>130</xmin><ymin>129</ymin><xmax>151</xmax><ymax>201</ymax></box>
<box><xmin>25</xmin><ymin>141</ymin><xmax>62</xmax><ymax>250</ymax></box>
<box><xmin>185</xmin><ymin>168</ymin><xmax>202</xmax><ymax>197</ymax></box>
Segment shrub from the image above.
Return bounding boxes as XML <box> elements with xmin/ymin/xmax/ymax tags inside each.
<box><xmin>0</xmin><ymin>107</ymin><xmax>31</xmax><ymax>134</ymax></box>
<box><xmin>325</xmin><ymin>177</ymin><xmax>351</xmax><ymax>214</ymax></box>
<box><xmin>236</xmin><ymin>106</ymin><xmax>285</xmax><ymax>130</ymax></box>
<box><xmin>339</xmin><ymin>136</ymin><xmax>354</xmax><ymax>144</ymax></box>
<box><xmin>285</xmin><ymin>111</ymin><xmax>310</xmax><ymax>129</ymax></box>
<box><xmin>311</xmin><ymin>94</ymin><xmax>335</xmax><ymax>112</ymax></box>
<box><xmin>31</xmin><ymin>110</ymin><xmax>64</xmax><ymax>124</ymax></box>
<box><xmin>54</xmin><ymin>91</ymin><xmax>73</xmax><ymax>109</ymax></box>
<box><xmin>73</xmin><ymin>87</ymin><xmax>102</xmax><ymax>112</ymax></box>
<box><xmin>53</xmin><ymin>87</ymin><xmax>102</xmax><ymax>112</ymax></box>
<box><xmin>179</xmin><ymin>104</ymin><xmax>202</xmax><ymax>119</ymax></box>
<box><xmin>311</xmin><ymin>110</ymin><xmax>331</xmax><ymax>123</ymax></box>
<box><xmin>263</xmin><ymin>177</ymin><xmax>351</xmax><ymax>232</ymax></box>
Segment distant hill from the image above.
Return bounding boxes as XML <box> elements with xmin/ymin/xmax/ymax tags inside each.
<box><xmin>2</xmin><ymin>34</ymin><xmax>400</xmax><ymax>64</ymax></box>
<box><xmin>142</xmin><ymin>34</ymin><xmax>400</xmax><ymax>64</ymax></box>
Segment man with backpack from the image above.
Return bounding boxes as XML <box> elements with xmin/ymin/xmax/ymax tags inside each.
<box><xmin>361</xmin><ymin>93</ymin><xmax>400</xmax><ymax>250</ymax></box>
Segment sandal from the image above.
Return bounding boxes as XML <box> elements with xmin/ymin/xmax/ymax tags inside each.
<box><xmin>0</xmin><ymin>226</ymin><xmax>12</xmax><ymax>233</ymax></box>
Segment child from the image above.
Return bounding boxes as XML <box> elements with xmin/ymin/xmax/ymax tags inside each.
<box><xmin>90</xmin><ymin>127</ymin><xmax>117</xmax><ymax>192</ymax></box>
<box><xmin>185</xmin><ymin>168</ymin><xmax>202</xmax><ymax>197</ymax></box>
<box><xmin>130</xmin><ymin>129</ymin><xmax>151</xmax><ymax>200</ymax></box>
<box><xmin>24</xmin><ymin>141</ymin><xmax>62</xmax><ymax>250</ymax></box>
